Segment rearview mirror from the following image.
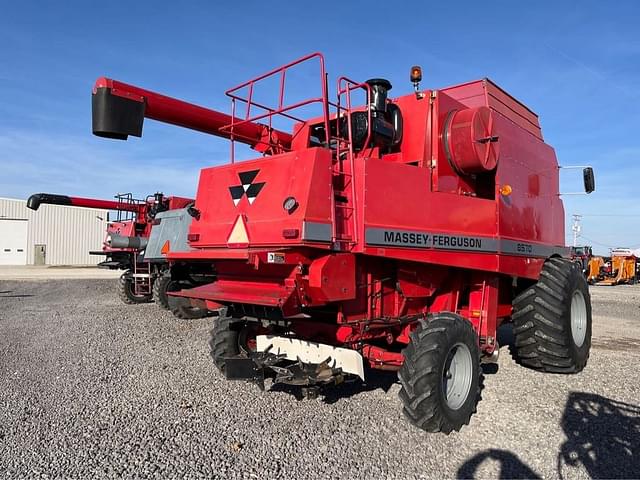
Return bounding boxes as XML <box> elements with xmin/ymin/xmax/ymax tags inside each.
<box><xmin>583</xmin><ymin>167</ymin><xmax>595</xmax><ymax>194</ymax></box>
<box><xmin>558</xmin><ymin>165</ymin><xmax>596</xmax><ymax>196</ymax></box>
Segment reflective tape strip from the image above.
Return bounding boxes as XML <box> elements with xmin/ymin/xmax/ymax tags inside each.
<box><xmin>365</xmin><ymin>227</ymin><xmax>498</xmax><ymax>252</ymax></box>
<box><xmin>302</xmin><ymin>221</ymin><xmax>332</xmax><ymax>242</ymax></box>
<box><xmin>500</xmin><ymin>240</ymin><xmax>570</xmax><ymax>258</ymax></box>
<box><xmin>365</xmin><ymin>227</ymin><xmax>569</xmax><ymax>258</ymax></box>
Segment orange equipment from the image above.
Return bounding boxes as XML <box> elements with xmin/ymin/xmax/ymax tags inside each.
<box><xmin>595</xmin><ymin>249</ymin><xmax>637</xmax><ymax>286</ymax></box>
<box><xmin>587</xmin><ymin>257</ymin><xmax>604</xmax><ymax>284</ymax></box>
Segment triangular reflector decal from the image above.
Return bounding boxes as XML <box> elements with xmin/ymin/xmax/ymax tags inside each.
<box><xmin>161</xmin><ymin>240</ymin><xmax>170</xmax><ymax>255</ymax></box>
<box><xmin>227</xmin><ymin>215</ymin><xmax>249</xmax><ymax>245</ymax></box>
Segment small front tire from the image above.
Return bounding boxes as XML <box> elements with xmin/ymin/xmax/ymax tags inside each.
<box><xmin>117</xmin><ymin>270</ymin><xmax>152</xmax><ymax>305</ymax></box>
<box><xmin>209</xmin><ymin>316</ymin><xmax>244</xmax><ymax>374</ymax></box>
<box><xmin>169</xmin><ymin>299</ymin><xmax>209</xmax><ymax>320</ymax></box>
<box><xmin>158</xmin><ymin>275</ymin><xmax>209</xmax><ymax>319</ymax></box>
<box><xmin>152</xmin><ymin>273</ymin><xmax>172</xmax><ymax>310</ymax></box>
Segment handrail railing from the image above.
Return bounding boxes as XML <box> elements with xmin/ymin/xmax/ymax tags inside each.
<box><xmin>220</xmin><ymin>52</ymin><xmax>331</xmax><ymax>162</ymax></box>
<box><xmin>115</xmin><ymin>193</ymin><xmax>141</xmax><ymax>222</ymax></box>
<box><xmin>219</xmin><ymin>54</ymin><xmax>374</xmax><ymax>250</ymax></box>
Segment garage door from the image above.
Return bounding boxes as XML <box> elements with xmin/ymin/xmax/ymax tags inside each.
<box><xmin>0</xmin><ymin>219</ymin><xmax>28</xmax><ymax>265</ymax></box>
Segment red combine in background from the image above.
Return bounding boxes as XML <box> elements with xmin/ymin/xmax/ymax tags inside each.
<box><xmin>570</xmin><ymin>245</ymin><xmax>593</xmax><ymax>276</ymax></box>
<box><xmin>26</xmin><ymin>192</ymin><xmax>197</xmax><ymax>313</ymax></box>
<box><xmin>91</xmin><ymin>53</ymin><xmax>595</xmax><ymax>433</ymax></box>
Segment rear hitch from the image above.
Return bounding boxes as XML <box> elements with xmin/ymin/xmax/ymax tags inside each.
<box><xmin>223</xmin><ymin>349</ymin><xmax>345</xmax><ymax>393</ymax></box>
<box><xmin>301</xmin><ymin>386</ymin><xmax>320</xmax><ymax>400</ymax></box>
<box><xmin>269</xmin><ymin>357</ymin><xmax>344</xmax><ymax>387</ymax></box>
<box><xmin>224</xmin><ymin>348</ymin><xmax>285</xmax><ymax>390</ymax></box>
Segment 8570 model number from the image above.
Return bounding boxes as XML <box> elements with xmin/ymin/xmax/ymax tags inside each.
<box><xmin>516</xmin><ymin>243</ymin><xmax>533</xmax><ymax>254</ymax></box>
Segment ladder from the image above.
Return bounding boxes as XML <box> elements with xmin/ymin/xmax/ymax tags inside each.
<box><xmin>330</xmin><ymin>77</ymin><xmax>371</xmax><ymax>250</ymax></box>
<box><xmin>331</xmin><ymin>150</ymin><xmax>357</xmax><ymax>249</ymax></box>
<box><xmin>132</xmin><ymin>260</ymin><xmax>152</xmax><ymax>296</ymax></box>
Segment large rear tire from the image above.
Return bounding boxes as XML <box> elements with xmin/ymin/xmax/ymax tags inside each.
<box><xmin>117</xmin><ymin>270</ymin><xmax>152</xmax><ymax>305</ymax></box>
<box><xmin>398</xmin><ymin>312</ymin><xmax>482</xmax><ymax>434</ymax></box>
<box><xmin>512</xmin><ymin>257</ymin><xmax>592</xmax><ymax>373</ymax></box>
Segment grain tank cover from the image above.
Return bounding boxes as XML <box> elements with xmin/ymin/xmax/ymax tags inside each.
<box><xmin>442</xmin><ymin>78</ymin><xmax>543</xmax><ymax>140</ymax></box>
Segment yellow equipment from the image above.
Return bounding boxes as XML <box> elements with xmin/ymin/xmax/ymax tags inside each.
<box><xmin>587</xmin><ymin>257</ymin><xmax>604</xmax><ymax>284</ymax></box>
<box><xmin>595</xmin><ymin>250</ymin><xmax>637</xmax><ymax>286</ymax></box>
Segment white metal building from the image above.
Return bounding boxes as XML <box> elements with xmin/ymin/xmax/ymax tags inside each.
<box><xmin>0</xmin><ymin>197</ymin><xmax>107</xmax><ymax>266</ymax></box>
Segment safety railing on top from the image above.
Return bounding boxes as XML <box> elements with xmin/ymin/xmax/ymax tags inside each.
<box><xmin>114</xmin><ymin>193</ymin><xmax>141</xmax><ymax>222</ymax></box>
<box><xmin>221</xmin><ymin>52</ymin><xmax>331</xmax><ymax>163</ymax></box>
<box><xmin>219</xmin><ymin>53</ymin><xmax>374</xmax><ymax>250</ymax></box>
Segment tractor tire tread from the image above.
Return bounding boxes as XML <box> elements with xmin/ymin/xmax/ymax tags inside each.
<box><xmin>398</xmin><ymin>313</ymin><xmax>482</xmax><ymax>434</ymax></box>
<box><xmin>210</xmin><ymin>316</ymin><xmax>242</xmax><ymax>374</ymax></box>
<box><xmin>117</xmin><ymin>270</ymin><xmax>152</xmax><ymax>305</ymax></box>
<box><xmin>511</xmin><ymin>258</ymin><xmax>591</xmax><ymax>373</ymax></box>
<box><xmin>152</xmin><ymin>273</ymin><xmax>172</xmax><ymax>310</ymax></box>
<box><xmin>170</xmin><ymin>304</ymin><xmax>209</xmax><ymax>319</ymax></box>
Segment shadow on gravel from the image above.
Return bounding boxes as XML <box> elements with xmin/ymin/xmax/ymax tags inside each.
<box><xmin>269</xmin><ymin>369</ymin><xmax>398</xmax><ymax>404</ymax></box>
<box><xmin>497</xmin><ymin>322</ymin><xmax>514</xmax><ymax>347</ymax></box>
<box><xmin>497</xmin><ymin>322</ymin><xmax>520</xmax><ymax>363</ymax></box>
<box><xmin>481</xmin><ymin>363</ymin><xmax>499</xmax><ymax>375</ymax></box>
<box><xmin>456</xmin><ymin>449</ymin><xmax>541</xmax><ymax>479</ymax></box>
<box><xmin>0</xmin><ymin>289</ymin><xmax>35</xmax><ymax>298</ymax></box>
<box><xmin>558</xmin><ymin>392</ymin><xmax>640</xmax><ymax>479</ymax></box>
<box><xmin>269</xmin><ymin>361</ymin><xmax>500</xmax><ymax>402</ymax></box>
<box><xmin>499</xmin><ymin>322</ymin><xmax>530</xmax><ymax>368</ymax></box>
<box><xmin>473</xmin><ymin>323</ymin><xmax>513</xmax><ymax>376</ymax></box>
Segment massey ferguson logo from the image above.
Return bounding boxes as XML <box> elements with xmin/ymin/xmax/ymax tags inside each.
<box><xmin>228</xmin><ymin>169</ymin><xmax>265</xmax><ymax>206</ymax></box>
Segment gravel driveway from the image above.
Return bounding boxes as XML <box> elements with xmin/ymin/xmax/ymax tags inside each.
<box><xmin>1</xmin><ymin>280</ymin><xmax>638</xmax><ymax>479</ymax></box>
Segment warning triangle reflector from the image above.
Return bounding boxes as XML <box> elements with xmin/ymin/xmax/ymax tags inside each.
<box><xmin>227</xmin><ymin>215</ymin><xmax>249</xmax><ymax>245</ymax></box>
<box><xmin>161</xmin><ymin>240</ymin><xmax>170</xmax><ymax>255</ymax></box>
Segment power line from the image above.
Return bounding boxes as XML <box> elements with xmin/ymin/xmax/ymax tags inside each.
<box><xmin>575</xmin><ymin>214</ymin><xmax>640</xmax><ymax>217</ymax></box>
<box><xmin>578</xmin><ymin>234</ymin><xmax>640</xmax><ymax>250</ymax></box>
<box><xmin>569</xmin><ymin>212</ymin><xmax>640</xmax><ymax>250</ymax></box>
<box><xmin>577</xmin><ymin>235</ymin><xmax>616</xmax><ymax>248</ymax></box>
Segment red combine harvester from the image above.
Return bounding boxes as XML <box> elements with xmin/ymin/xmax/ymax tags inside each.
<box><xmin>26</xmin><ymin>192</ymin><xmax>196</xmax><ymax>312</ymax></box>
<box><xmin>92</xmin><ymin>53</ymin><xmax>595</xmax><ymax>433</ymax></box>
<box><xmin>570</xmin><ymin>245</ymin><xmax>593</xmax><ymax>276</ymax></box>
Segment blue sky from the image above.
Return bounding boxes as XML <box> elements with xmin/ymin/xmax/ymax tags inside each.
<box><xmin>1</xmin><ymin>1</ymin><xmax>639</xmax><ymax>254</ymax></box>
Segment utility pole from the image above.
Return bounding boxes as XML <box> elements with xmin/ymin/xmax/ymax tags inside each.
<box><xmin>571</xmin><ymin>214</ymin><xmax>582</xmax><ymax>247</ymax></box>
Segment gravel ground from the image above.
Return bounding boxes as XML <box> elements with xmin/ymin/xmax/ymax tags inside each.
<box><xmin>0</xmin><ymin>280</ymin><xmax>638</xmax><ymax>479</ymax></box>
<box><xmin>0</xmin><ymin>267</ymin><xmax>120</xmax><ymax>280</ymax></box>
